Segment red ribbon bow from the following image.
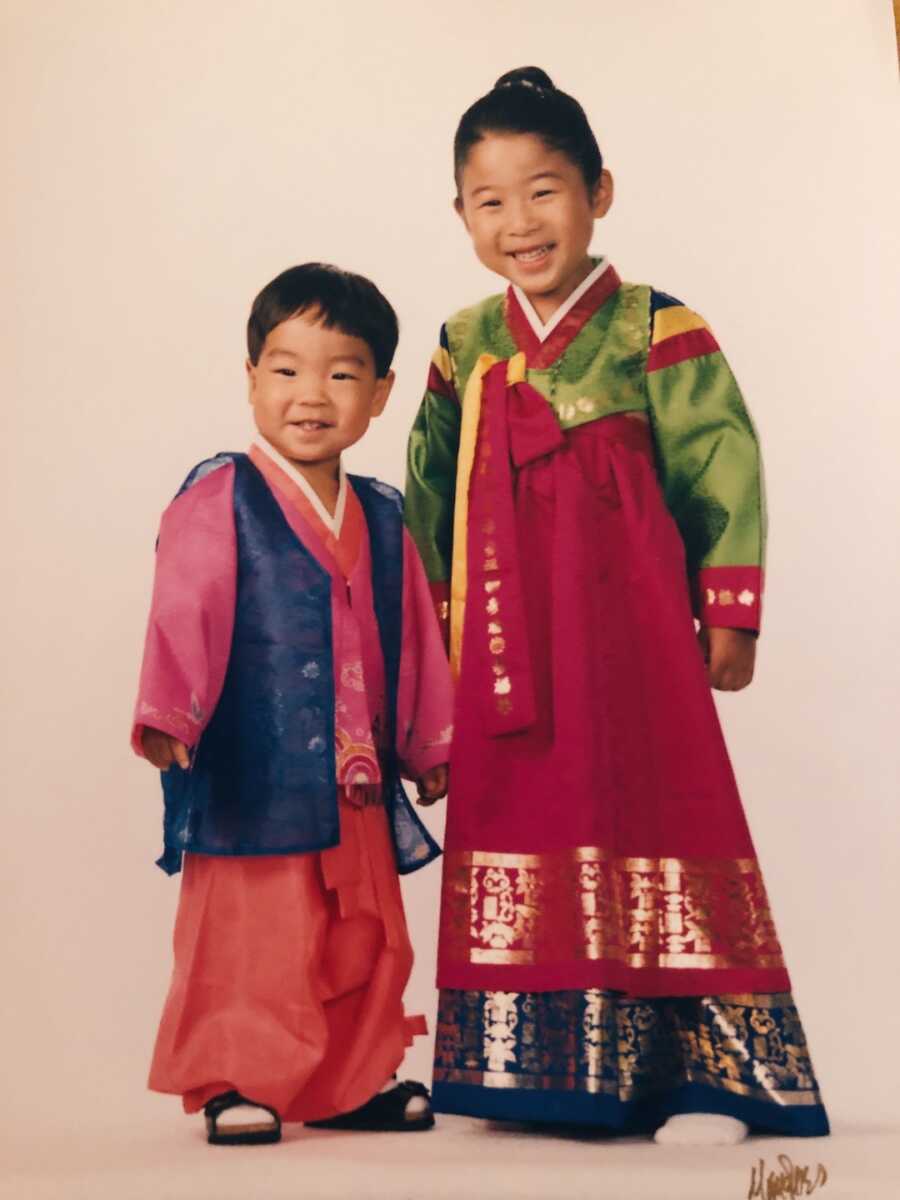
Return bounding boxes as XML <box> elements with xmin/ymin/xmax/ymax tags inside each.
<box><xmin>465</xmin><ymin>362</ymin><xmax>564</xmax><ymax>737</ymax></box>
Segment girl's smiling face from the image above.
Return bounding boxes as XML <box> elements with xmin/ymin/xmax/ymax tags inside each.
<box><xmin>456</xmin><ymin>132</ymin><xmax>613</xmax><ymax>323</ymax></box>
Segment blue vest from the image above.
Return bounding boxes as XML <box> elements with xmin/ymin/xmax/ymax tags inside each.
<box><xmin>157</xmin><ymin>453</ymin><xmax>441</xmax><ymax>877</ymax></box>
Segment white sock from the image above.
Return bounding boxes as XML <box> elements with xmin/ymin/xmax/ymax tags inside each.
<box><xmin>377</xmin><ymin>1077</ymin><xmax>429</xmax><ymax>1118</ymax></box>
<box><xmin>214</xmin><ymin>1102</ymin><xmax>277</xmax><ymax>1131</ymax></box>
<box><xmin>653</xmin><ymin>1113</ymin><xmax>749</xmax><ymax>1146</ymax></box>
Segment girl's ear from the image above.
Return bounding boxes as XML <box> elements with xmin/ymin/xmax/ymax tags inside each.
<box><xmin>591</xmin><ymin>169</ymin><xmax>614</xmax><ymax>219</ymax></box>
<box><xmin>246</xmin><ymin>358</ymin><xmax>256</xmax><ymax>404</ymax></box>
<box><xmin>454</xmin><ymin>195</ymin><xmax>470</xmax><ymax>231</ymax></box>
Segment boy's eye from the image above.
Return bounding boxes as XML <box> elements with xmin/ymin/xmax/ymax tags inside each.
<box><xmin>332</xmin><ymin>372</ymin><xmax>358</xmax><ymax>381</ymax></box>
<box><xmin>533</xmin><ymin>189</ymin><xmax>555</xmax><ymax>199</ymax></box>
<box><xmin>479</xmin><ymin>199</ymin><xmax>501</xmax><ymax>209</ymax></box>
<box><xmin>274</xmin><ymin>368</ymin><xmax>296</xmax><ymax>377</ymax></box>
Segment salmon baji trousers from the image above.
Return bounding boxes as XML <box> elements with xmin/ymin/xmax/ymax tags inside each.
<box><xmin>148</xmin><ymin>797</ymin><xmax>427</xmax><ymax>1123</ymax></box>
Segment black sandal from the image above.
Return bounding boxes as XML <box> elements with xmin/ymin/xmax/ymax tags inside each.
<box><xmin>305</xmin><ymin>1079</ymin><xmax>435</xmax><ymax>1132</ymax></box>
<box><xmin>204</xmin><ymin>1090</ymin><xmax>282</xmax><ymax>1146</ymax></box>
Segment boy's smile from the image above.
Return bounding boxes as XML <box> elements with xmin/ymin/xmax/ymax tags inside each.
<box><xmin>456</xmin><ymin>133</ymin><xmax>613</xmax><ymax>323</ymax></box>
<box><xmin>246</xmin><ymin>309</ymin><xmax>393</xmax><ymax>504</ymax></box>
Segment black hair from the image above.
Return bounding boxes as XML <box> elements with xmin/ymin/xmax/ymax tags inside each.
<box><xmin>247</xmin><ymin>262</ymin><xmax>399</xmax><ymax>377</ymax></box>
<box><xmin>454</xmin><ymin>66</ymin><xmax>603</xmax><ymax>195</ymax></box>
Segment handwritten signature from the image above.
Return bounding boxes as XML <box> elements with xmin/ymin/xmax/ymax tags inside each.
<box><xmin>748</xmin><ymin>1155</ymin><xmax>828</xmax><ymax>1199</ymax></box>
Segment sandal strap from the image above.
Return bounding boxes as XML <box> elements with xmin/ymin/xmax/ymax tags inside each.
<box><xmin>305</xmin><ymin>1078</ymin><xmax>434</xmax><ymax>1131</ymax></box>
<box><xmin>203</xmin><ymin>1090</ymin><xmax>279</xmax><ymax>1123</ymax></box>
<box><xmin>204</xmin><ymin>1090</ymin><xmax>244</xmax><ymax>1119</ymax></box>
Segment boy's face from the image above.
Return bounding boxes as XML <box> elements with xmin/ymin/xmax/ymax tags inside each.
<box><xmin>247</xmin><ymin>310</ymin><xmax>393</xmax><ymax>472</ymax></box>
<box><xmin>455</xmin><ymin>132</ymin><xmax>613</xmax><ymax>321</ymax></box>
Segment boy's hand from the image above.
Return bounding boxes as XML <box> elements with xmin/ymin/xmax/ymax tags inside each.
<box><xmin>416</xmin><ymin>764</ymin><xmax>449</xmax><ymax>806</ymax></box>
<box><xmin>141</xmin><ymin>727</ymin><xmax>191</xmax><ymax>770</ymax></box>
<box><xmin>698</xmin><ymin>627</ymin><xmax>756</xmax><ymax>692</ymax></box>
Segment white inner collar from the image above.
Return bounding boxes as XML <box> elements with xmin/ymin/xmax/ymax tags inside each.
<box><xmin>253</xmin><ymin>435</ymin><xmax>347</xmax><ymax>537</ymax></box>
<box><xmin>512</xmin><ymin>257</ymin><xmax>610</xmax><ymax>343</ymax></box>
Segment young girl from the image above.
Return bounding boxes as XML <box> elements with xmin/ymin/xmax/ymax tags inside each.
<box><xmin>406</xmin><ymin>68</ymin><xmax>828</xmax><ymax>1145</ymax></box>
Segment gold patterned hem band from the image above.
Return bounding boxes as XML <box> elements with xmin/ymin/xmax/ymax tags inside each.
<box><xmin>431</xmin><ymin>1066</ymin><xmax>820</xmax><ymax>1107</ymax></box>
<box><xmin>468</xmin><ymin>948</ymin><xmax>786</xmax><ymax>969</ymax></box>
<box><xmin>441</xmin><ymin>846</ymin><xmax>786</xmax><ymax>972</ymax></box>
<box><xmin>434</xmin><ymin>989</ymin><xmax>825</xmax><ymax>1112</ymax></box>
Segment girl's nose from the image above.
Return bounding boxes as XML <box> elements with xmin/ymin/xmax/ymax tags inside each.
<box><xmin>506</xmin><ymin>199</ymin><xmax>540</xmax><ymax>237</ymax></box>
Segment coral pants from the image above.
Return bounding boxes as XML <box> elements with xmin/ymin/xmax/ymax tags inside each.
<box><xmin>148</xmin><ymin>800</ymin><xmax>426</xmax><ymax>1122</ymax></box>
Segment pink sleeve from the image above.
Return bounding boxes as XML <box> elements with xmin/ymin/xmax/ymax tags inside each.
<box><xmin>396</xmin><ymin>528</ymin><xmax>454</xmax><ymax>779</ymax></box>
<box><xmin>131</xmin><ymin>461</ymin><xmax>237</xmax><ymax>757</ymax></box>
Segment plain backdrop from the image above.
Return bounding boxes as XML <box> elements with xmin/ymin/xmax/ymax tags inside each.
<box><xmin>2</xmin><ymin>0</ymin><xmax>899</xmax><ymax>1173</ymax></box>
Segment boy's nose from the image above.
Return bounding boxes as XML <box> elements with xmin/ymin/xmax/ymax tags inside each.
<box><xmin>292</xmin><ymin>384</ymin><xmax>330</xmax><ymax>408</ymax></box>
<box><xmin>286</xmin><ymin>396</ymin><xmax>330</xmax><ymax>422</ymax></box>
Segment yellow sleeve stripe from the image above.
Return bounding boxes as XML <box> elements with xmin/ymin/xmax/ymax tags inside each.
<box><xmin>652</xmin><ymin>306</ymin><xmax>709</xmax><ymax>345</ymax></box>
<box><xmin>431</xmin><ymin>346</ymin><xmax>453</xmax><ymax>383</ymax></box>
<box><xmin>449</xmin><ymin>354</ymin><xmax>497</xmax><ymax>679</ymax></box>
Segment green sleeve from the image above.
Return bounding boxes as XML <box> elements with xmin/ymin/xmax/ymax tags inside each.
<box><xmin>404</xmin><ymin>326</ymin><xmax>461</xmax><ymax>587</ymax></box>
<box><xmin>646</xmin><ymin>298</ymin><xmax>766</xmax><ymax>630</ymax></box>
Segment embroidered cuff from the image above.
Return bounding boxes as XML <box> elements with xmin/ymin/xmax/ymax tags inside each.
<box><xmin>131</xmin><ymin>704</ymin><xmax>201</xmax><ymax>757</ymax></box>
<box><xmin>694</xmin><ymin>567</ymin><xmax>763</xmax><ymax>632</ymax></box>
<box><xmin>401</xmin><ymin>736</ymin><xmax>452</xmax><ymax>782</ymax></box>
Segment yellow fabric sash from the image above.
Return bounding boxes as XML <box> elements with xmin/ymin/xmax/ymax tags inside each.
<box><xmin>449</xmin><ymin>352</ymin><xmax>527</xmax><ymax>678</ymax></box>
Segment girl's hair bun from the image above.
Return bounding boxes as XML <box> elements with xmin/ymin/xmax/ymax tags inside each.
<box><xmin>454</xmin><ymin>67</ymin><xmax>602</xmax><ymax>193</ymax></box>
<box><xmin>493</xmin><ymin>66</ymin><xmax>555</xmax><ymax>92</ymax></box>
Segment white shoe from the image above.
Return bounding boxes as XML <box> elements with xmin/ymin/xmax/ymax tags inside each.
<box><xmin>653</xmin><ymin>1113</ymin><xmax>749</xmax><ymax>1146</ymax></box>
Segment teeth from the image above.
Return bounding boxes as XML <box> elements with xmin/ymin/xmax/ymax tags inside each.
<box><xmin>515</xmin><ymin>245</ymin><xmax>551</xmax><ymax>262</ymax></box>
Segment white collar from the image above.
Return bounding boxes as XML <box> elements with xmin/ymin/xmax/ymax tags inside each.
<box><xmin>253</xmin><ymin>435</ymin><xmax>347</xmax><ymax>537</ymax></box>
<box><xmin>512</xmin><ymin>257</ymin><xmax>610</xmax><ymax>343</ymax></box>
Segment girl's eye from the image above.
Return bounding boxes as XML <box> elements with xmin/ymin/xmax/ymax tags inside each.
<box><xmin>534</xmin><ymin>189</ymin><xmax>555</xmax><ymax>199</ymax></box>
<box><xmin>332</xmin><ymin>372</ymin><xmax>358</xmax><ymax>382</ymax></box>
<box><xmin>274</xmin><ymin>368</ymin><xmax>296</xmax><ymax>377</ymax></box>
<box><xmin>479</xmin><ymin>199</ymin><xmax>501</xmax><ymax>209</ymax></box>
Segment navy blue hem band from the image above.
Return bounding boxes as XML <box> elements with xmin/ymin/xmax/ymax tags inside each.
<box><xmin>432</xmin><ymin>1082</ymin><xmax>830</xmax><ymax>1138</ymax></box>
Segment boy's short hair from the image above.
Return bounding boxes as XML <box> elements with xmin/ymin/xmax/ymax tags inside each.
<box><xmin>247</xmin><ymin>263</ymin><xmax>399</xmax><ymax>378</ymax></box>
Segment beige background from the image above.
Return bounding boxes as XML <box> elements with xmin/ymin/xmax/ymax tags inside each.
<box><xmin>2</xmin><ymin>0</ymin><xmax>899</xmax><ymax>1194</ymax></box>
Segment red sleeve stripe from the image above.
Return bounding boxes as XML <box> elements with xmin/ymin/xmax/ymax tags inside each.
<box><xmin>647</xmin><ymin>327</ymin><xmax>720</xmax><ymax>373</ymax></box>
<box><xmin>427</xmin><ymin>362</ymin><xmax>457</xmax><ymax>401</ymax></box>
<box><xmin>693</xmin><ymin>566</ymin><xmax>763</xmax><ymax>632</ymax></box>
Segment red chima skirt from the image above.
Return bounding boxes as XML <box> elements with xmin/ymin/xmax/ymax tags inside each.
<box><xmin>440</xmin><ymin>397</ymin><xmax>787</xmax><ymax>1000</ymax></box>
<box><xmin>431</xmin><ymin>362</ymin><xmax>827</xmax><ymax>1138</ymax></box>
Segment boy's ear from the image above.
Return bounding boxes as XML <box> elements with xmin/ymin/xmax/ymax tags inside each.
<box><xmin>372</xmin><ymin>369</ymin><xmax>395</xmax><ymax>416</ymax></box>
<box><xmin>245</xmin><ymin>358</ymin><xmax>256</xmax><ymax>403</ymax></box>
<box><xmin>454</xmin><ymin>195</ymin><xmax>469</xmax><ymax>231</ymax></box>
<box><xmin>591</xmin><ymin>169</ymin><xmax>614</xmax><ymax>219</ymax></box>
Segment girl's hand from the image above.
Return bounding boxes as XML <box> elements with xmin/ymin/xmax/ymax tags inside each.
<box><xmin>698</xmin><ymin>627</ymin><xmax>756</xmax><ymax>692</ymax></box>
<box><xmin>416</xmin><ymin>764</ymin><xmax>449</xmax><ymax>806</ymax></box>
<box><xmin>141</xmin><ymin>727</ymin><xmax>191</xmax><ymax>770</ymax></box>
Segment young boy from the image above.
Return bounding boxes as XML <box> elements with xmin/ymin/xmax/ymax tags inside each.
<box><xmin>132</xmin><ymin>263</ymin><xmax>453</xmax><ymax>1144</ymax></box>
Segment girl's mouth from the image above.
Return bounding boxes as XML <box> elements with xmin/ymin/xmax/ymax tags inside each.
<box><xmin>290</xmin><ymin>421</ymin><xmax>331</xmax><ymax>432</ymax></box>
<box><xmin>511</xmin><ymin>244</ymin><xmax>555</xmax><ymax>265</ymax></box>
